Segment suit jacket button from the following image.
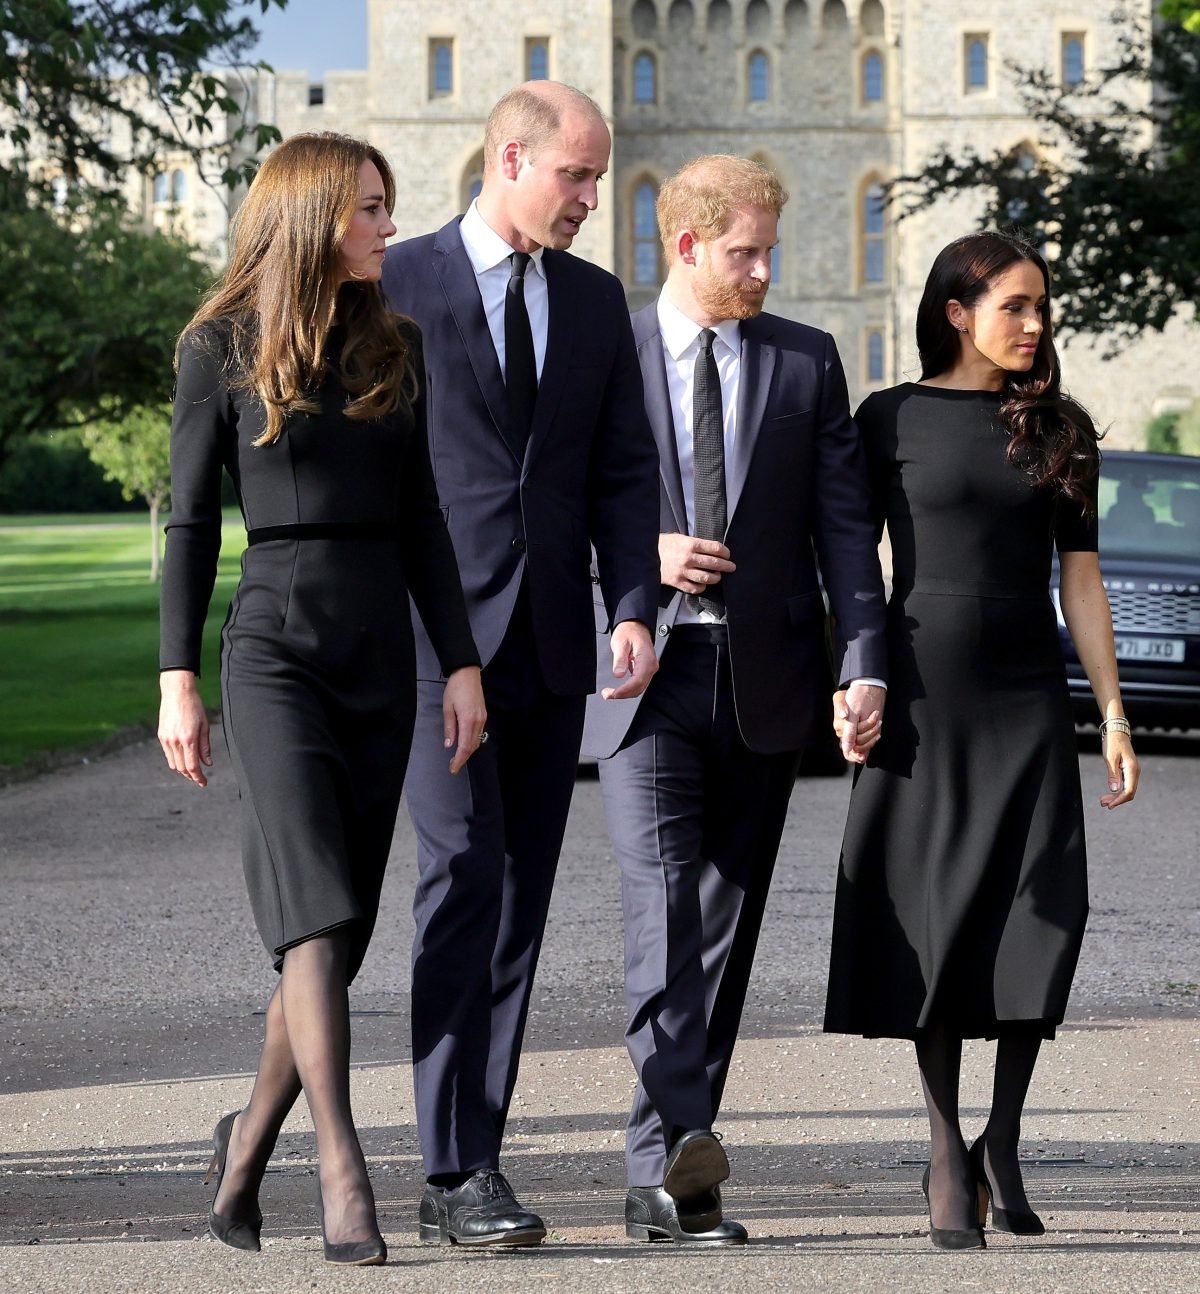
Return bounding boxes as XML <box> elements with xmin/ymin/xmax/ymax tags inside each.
<box><xmin>657</xmin><ymin>624</ymin><xmax>670</xmax><ymax>637</ymax></box>
<box><xmin>512</xmin><ymin>537</ymin><xmax>527</xmax><ymax>552</ymax></box>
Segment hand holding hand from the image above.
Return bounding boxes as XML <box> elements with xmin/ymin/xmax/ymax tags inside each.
<box><xmin>158</xmin><ymin>670</ymin><xmax>212</xmax><ymax>788</ymax></box>
<box><xmin>602</xmin><ymin>620</ymin><xmax>659</xmax><ymax>700</ymax></box>
<box><xmin>443</xmin><ymin>666</ymin><xmax>487</xmax><ymax>774</ymax></box>
<box><xmin>833</xmin><ymin>682</ymin><xmax>886</xmax><ymax>764</ymax></box>
<box><xmin>658</xmin><ymin>532</ymin><xmax>735</xmax><ymax>596</ymax></box>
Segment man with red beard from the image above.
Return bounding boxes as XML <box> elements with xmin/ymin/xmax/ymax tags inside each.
<box><xmin>582</xmin><ymin>155</ymin><xmax>889</xmax><ymax>1244</ymax></box>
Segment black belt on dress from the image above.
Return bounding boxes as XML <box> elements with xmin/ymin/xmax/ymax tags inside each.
<box><xmin>246</xmin><ymin>522</ymin><xmax>402</xmax><ymax>546</ymax></box>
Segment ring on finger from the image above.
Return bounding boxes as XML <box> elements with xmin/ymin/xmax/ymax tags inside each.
<box><xmin>479</xmin><ymin>730</ymin><xmax>489</xmax><ymax>745</ymax></box>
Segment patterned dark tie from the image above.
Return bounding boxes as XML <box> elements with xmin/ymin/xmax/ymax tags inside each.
<box><xmin>505</xmin><ymin>251</ymin><xmax>538</xmax><ymax>448</ymax></box>
<box><xmin>688</xmin><ymin>327</ymin><xmax>727</xmax><ymax>618</ymax></box>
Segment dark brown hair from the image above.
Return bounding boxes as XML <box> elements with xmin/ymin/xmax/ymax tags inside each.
<box><xmin>916</xmin><ymin>230</ymin><xmax>1101</xmax><ymax>509</ymax></box>
<box><xmin>178</xmin><ymin>131</ymin><xmax>415</xmax><ymax>445</ymax></box>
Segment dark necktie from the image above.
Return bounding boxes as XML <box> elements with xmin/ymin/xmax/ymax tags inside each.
<box><xmin>689</xmin><ymin>327</ymin><xmax>727</xmax><ymax>618</ymax></box>
<box><xmin>505</xmin><ymin>251</ymin><xmax>538</xmax><ymax>448</ymax></box>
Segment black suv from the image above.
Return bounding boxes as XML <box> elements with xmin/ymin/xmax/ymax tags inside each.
<box><xmin>1052</xmin><ymin>450</ymin><xmax>1200</xmax><ymax>730</ymax></box>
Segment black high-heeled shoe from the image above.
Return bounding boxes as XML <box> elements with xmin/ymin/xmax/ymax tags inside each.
<box><xmin>969</xmin><ymin>1138</ymin><xmax>1045</xmax><ymax>1235</ymax></box>
<box><xmin>205</xmin><ymin>1111</ymin><xmax>263</xmax><ymax>1252</ymax></box>
<box><xmin>317</xmin><ymin>1189</ymin><xmax>387</xmax><ymax>1266</ymax></box>
<box><xmin>921</xmin><ymin>1163</ymin><xmax>986</xmax><ymax>1251</ymax></box>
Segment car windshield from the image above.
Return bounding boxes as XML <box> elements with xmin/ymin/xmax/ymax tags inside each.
<box><xmin>1099</xmin><ymin>456</ymin><xmax>1200</xmax><ymax>561</ymax></box>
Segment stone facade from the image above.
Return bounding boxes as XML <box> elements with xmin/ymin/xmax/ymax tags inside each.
<box><xmin>79</xmin><ymin>0</ymin><xmax>1194</xmax><ymax>445</ymax></box>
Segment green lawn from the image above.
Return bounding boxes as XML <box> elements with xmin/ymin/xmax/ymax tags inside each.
<box><xmin>0</xmin><ymin>512</ymin><xmax>245</xmax><ymax>770</ymax></box>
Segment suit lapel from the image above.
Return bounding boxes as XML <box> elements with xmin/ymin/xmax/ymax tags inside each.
<box><xmin>728</xmin><ymin>317</ymin><xmax>776</xmax><ymax>523</ymax></box>
<box><xmin>633</xmin><ymin>304</ymin><xmax>688</xmax><ymax>533</ymax></box>
<box><xmin>523</xmin><ymin>250</ymin><xmax>573</xmax><ymax>472</ymax></box>
<box><xmin>431</xmin><ymin>220</ymin><xmax>523</xmax><ymax>463</ymax></box>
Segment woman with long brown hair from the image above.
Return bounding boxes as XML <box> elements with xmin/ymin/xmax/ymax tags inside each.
<box><xmin>824</xmin><ymin>231</ymin><xmax>1138</xmax><ymax>1250</ymax></box>
<box><xmin>157</xmin><ymin>132</ymin><xmax>485</xmax><ymax>1264</ymax></box>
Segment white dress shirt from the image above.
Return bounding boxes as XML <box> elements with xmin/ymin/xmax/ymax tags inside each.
<box><xmin>459</xmin><ymin>200</ymin><xmax>548</xmax><ymax>380</ymax></box>
<box><xmin>657</xmin><ymin>292</ymin><xmax>741</xmax><ymax>626</ymax></box>
<box><xmin>655</xmin><ymin>291</ymin><xmax>886</xmax><ymax>691</ymax></box>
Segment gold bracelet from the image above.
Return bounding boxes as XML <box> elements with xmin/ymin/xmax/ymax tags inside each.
<box><xmin>1099</xmin><ymin>717</ymin><xmax>1132</xmax><ymax>737</ymax></box>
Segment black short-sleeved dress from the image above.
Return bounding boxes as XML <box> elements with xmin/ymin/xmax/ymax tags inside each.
<box><xmin>824</xmin><ymin>384</ymin><xmax>1097</xmax><ymax>1040</ymax></box>
<box><xmin>160</xmin><ymin>321</ymin><xmax>478</xmax><ymax>980</ymax></box>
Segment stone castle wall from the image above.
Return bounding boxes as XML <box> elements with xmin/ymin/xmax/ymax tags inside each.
<box><xmin>201</xmin><ymin>0</ymin><xmax>1195</xmax><ymax>443</ymax></box>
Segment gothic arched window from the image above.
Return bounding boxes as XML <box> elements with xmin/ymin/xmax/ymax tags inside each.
<box><xmin>748</xmin><ymin>50</ymin><xmax>770</xmax><ymax>102</ymax></box>
<box><xmin>965</xmin><ymin>35</ymin><xmax>988</xmax><ymax>92</ymax></box>
<box><xmin>866</xmin><ymin>329</ymin><xmax>885</xmax><ymax>382</ymax></box>
<box><xmin>1062</xmin><ymin>34</ymin><xmax>1085</xmax><ymax>87</ymax></box>
<box><xmin>863</xmin><ymin>51</ymin><xmax>883</xmax><ymax>103</ymax></box>
<box><xmin>430</xmin><ymin>40</ymin><xmax>453</xmax><ymax>98</ymax></box>
<box><xmin>633</xmin><ymin>51</ymin><xmax>657</xmax><ymax>104</ymax></box>
<box><xmin>633</xmin><ymin>180</ymin><xmax>660</xmax><ymax>285</ymax></box>
<box><xmin>527</xmin><ymin>38</ymin><xmax>549</xmax><ymax>81</ymax></box>
<box><xmin>862</xmin><ymin>182</ymin><xmax>886</xmax><ymax>285</ymax></box>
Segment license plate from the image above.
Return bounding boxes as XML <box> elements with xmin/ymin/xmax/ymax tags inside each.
<box><xmin>1114</xmin><ymin>636</ymin><xmax>1186</xmax><ymax>662</ymax></box>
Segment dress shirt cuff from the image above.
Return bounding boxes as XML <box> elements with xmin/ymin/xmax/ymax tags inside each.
<box><xmin>845</xmin><ymin>677</ymin><xmax>887</xmax><ymax>690</ymax></box>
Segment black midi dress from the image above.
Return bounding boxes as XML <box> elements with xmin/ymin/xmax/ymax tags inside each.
<box><xmin>823</xmin><ymin>384</ymin><xmax>1096</xmax><ymax>1040</ymax></box>
<box><xmin>160</xmin><ymin>321</ymin><xmax>478</xmax><ymax>980</ymax></box>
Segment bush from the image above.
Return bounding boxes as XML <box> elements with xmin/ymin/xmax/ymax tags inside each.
<box><xmin>1173</xmin><ymin>401</ymin><xmax>1200</xmax><ymax>456</ymax></box>
<box><xmin>1144</xmin><ymin>411</ymin><xmax>1182</xmax><ymax>454</ymax></box>
<box><xmin>0</xmin><ymin>430</ymin><xmax>137</xmax><ymax>514</ymax></box>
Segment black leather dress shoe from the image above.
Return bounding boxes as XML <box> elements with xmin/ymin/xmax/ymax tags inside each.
<box><xmin>625</xmin><ymin>1187</ymin><xmax>747</xmax><ymax>1245</ymax></box>
<box><xmin>662</xmin><ymin>1129</ymin><xmax>730</xmax><ymax>1222</ymax></box>
<box><xmin>418</xmin><ymin>1170</ymin><xmax>546</xmax><ymax>1247</ymax></box>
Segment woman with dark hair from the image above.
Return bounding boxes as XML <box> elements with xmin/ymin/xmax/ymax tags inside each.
<box><xmin>157</xmin><ymin>132</ymin><xmax>485</xmax><ymax>1264</ymax></box>
<box><xmin>824</xmin><ymin>231</ymin><xmax>1138</xmax><ymax>1250</ymax></box>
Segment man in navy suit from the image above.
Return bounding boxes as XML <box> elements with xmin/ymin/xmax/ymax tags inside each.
<box><xmin>582</xmin><ymin>155</ymin><xmax>889</xmax><ymax>1244</ymax></box>
<box><xmin>382</xmin><ymin>82</ymin><xmax>660</xmax><ymax>1247</ymax></box>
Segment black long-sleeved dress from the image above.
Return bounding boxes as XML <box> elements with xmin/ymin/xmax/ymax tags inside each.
<box><xmin>160</xmin><ymin>320</ymin><xmax>479</xmax><ymax>980</ymax></box>
<box><xmin>824</xmin><ymin>384</ymin><xmax>1096</xmax><ymax>1039</ymax></box>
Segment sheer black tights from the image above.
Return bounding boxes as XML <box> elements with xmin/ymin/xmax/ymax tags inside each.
<box><xmin>915</xmin><ymin>1023</ymin><xmax>1042</xmax><ymax>1230</ymax></box>
<box><xmin>212</xmin><ymin>932</ymin><xmax>380</xmax><ymax>1245</ymax></box>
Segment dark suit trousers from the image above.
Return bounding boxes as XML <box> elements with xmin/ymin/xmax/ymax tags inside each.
<box><xmin>405</xmin><ymin>585</ymin><xmax>586</xmax><ymax>1178</ymax></box>
<box><xmin>597</xmin><ymin>629</ymin><xmax>801</xmax><ymax>1186</ymax></box>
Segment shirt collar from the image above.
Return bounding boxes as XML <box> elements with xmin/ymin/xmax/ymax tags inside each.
<box><xmin>656</xmin><ymin>291</ymin><xmax>741</xmax><ymax>362</ymax></box>
<box><xmin>460</xmin><ymin>200</ymin><xmax>546</xmax><ymax>279</ymax></box>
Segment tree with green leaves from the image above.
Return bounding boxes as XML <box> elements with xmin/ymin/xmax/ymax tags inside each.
<box><xmin>0</xmin><ymin>192</ymin><xmax>213</xmax><ymax>463</ymax></box>
<box><xmin>1</xmin><ymin>0</ymin><xmax>287</xmax><ymax>206</ymax></box>
<box><xmin>898</xmin><ymin>4</ymin><xmax>1200</xmax><ymax>347</ymax></box>
<box><xmin>80</xmin><ymin>403</ymin><xmax>172</xmax><ymax>579</ymax></box>
<box><xmin>0</xmin><ymin>2</ymin><xmax>287</xmax><ymax>469</ymax></box>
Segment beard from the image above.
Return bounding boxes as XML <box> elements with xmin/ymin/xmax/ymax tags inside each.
<box><xmin>693</xmin><ymin>265</ymin><xmax>768</xmax><ymax>321</ymax></box>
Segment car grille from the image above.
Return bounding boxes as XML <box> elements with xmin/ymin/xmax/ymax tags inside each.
<box><xmin>1107</xmin><ymin>589</ymin><xmax>1200</xmax><ymax>634</ymax></box>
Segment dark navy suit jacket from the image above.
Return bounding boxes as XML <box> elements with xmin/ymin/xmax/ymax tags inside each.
<box><xmin>583</xmin><ymin>302</ymin><xmax>889</xmax><ymax>756</ymax></box>
<box><xmin>383</xmin><ymin>218</ymin><xmax>661</xmax><ymax>696</ymax></box>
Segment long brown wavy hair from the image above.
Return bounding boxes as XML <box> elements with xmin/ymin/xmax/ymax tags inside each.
<box><xmin>178</xmin><ymin>132</ymin><xmax>415</xmax><ymax>445</ymax></box>
<box><xmin>916</xmin><ymin>231</ymin><xmax>1101</xmax><ymax>509</ymax></box>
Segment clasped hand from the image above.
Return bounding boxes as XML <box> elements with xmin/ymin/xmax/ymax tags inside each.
<box><xmin>832</xmin><ymin>683</ymin><xmax>886</xmax><ymax>764</ymax></box>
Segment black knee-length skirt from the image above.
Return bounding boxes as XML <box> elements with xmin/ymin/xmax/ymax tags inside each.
<box><xmin>219</xmin><ymin>537</ymin><xmax>416</xmax><ymax>982</ymax></box>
